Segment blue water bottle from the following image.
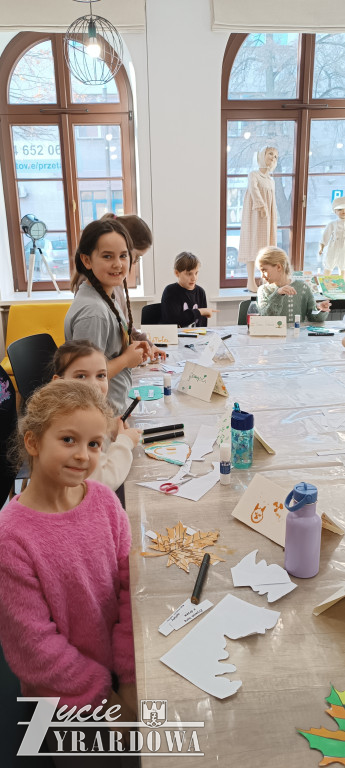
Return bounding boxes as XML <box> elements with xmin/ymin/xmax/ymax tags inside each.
<box><xmin>231</xmin><ymin>402</ymin><xmax>254</xmax><ymax>469</ymax></box>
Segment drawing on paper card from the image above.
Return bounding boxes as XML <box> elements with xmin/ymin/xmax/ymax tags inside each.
<box><xmin>145</xmin><ymin>441</ymin><xmax>191</xmax><ymax>466</ymax></box>
<box><xmin>251</xmin><ymin>503</ymin><xmax>265</xmax><ymax>524</ymax></box>
<box><xmin>273</xmin><ymin>501</ymin><xmax>284</xmax><ymax>519</ymax></box>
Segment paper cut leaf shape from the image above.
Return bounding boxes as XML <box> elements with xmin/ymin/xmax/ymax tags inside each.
<box><xmin>231</xmin><ymin>549</ymin><xmax>297</xmax><ymax>602</ymax></box>
<box><xmin>141</xmin><ymin>520</ymin><xmax>224</xmax><ymax>572</ymax></box>
<box><xmin>161</xmin><ymin>594</ymin><xmax>280</xmax><ymax>698</ymax></box>
<box><xmin>298</xmin><ymin>685</ymin><xmax>345</xmax><ymax>766</ymax></box>
<box><xmin>145</xmin><ymin>441</ymin><xmax>191</xmax><ymax>466</ymax></box>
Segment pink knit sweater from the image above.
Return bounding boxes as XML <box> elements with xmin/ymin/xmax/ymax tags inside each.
<box><xmin>0</xmin><ymin>480</ymin><xmax>135</xmax><ymax>708</ymax></box>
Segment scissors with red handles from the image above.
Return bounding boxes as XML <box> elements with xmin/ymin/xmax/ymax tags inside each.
<box><xmin>159</xmin><ymin>481</ymin><xmax>180</xmax><ymax>495</ymax></box>
<box><xmin>159</xmin><ymin>476</ymin><xmax>192</xmax><ymax>494</ymax></box>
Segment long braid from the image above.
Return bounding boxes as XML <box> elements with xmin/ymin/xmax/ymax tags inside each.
<box><xmin>80</xmin><ymin>263</ymin><xmax>127</xmax><ymax>353</ymax></box>
<box><xmin>123</xmin><ymin>277</ymin><xmax>133</xmax><ymax>342</ymax></box>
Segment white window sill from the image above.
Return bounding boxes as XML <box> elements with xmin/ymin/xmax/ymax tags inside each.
<box><xmin>0</xmin><ymin>291</ymin><xmax>155</xmax><ymax>307</ymax></box>
<box><xmin>209</xmin><ymin>288</ymin><xmax>254</xmax><ymax>302</ymax></box>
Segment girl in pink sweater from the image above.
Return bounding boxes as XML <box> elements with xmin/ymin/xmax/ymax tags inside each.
<box><xmin>0</xmin><ymin>378</ymin><xmax>136</xmax><ymax>719</ymax></box>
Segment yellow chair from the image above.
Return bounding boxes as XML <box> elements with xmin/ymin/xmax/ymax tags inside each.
<box><xmin>1</xmin><ymin>302</ymin><xmax>72</xmax><ymax>387</ymax></box>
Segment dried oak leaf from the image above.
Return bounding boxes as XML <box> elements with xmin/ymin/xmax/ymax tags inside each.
<box><xmin>141</xmin><ymin>520</ymin><xmax>224</xmax><ymax>572</ymax></box>
<box><xmin>298</xmin><ymin>685</ymin><xmax>345</xmax><ymax>766</ymax></box>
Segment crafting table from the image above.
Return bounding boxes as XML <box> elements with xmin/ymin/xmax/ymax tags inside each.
<box><xmin>125</xmin><ymin>323</ymin><xmax>345</xmax><ymax>768</ymax></box>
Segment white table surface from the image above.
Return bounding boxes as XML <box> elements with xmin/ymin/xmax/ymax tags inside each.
<box><xmin>125</xmin><ymin>323</ymin><xmax>345</xmax><ymax>767</ymax></box>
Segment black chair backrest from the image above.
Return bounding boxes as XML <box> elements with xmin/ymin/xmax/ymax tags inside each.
<box><xmin>141</xmin><ymin>303</ymin><xmax>162</xmax><ymax>325</ymax></box>
<box><xmin>237</xmin><ymin>299</ymin><xmax>251</xmax><ymax>325</ymax></box>
<box><xmin>7</xmin><ymin>333</ymin><xmax>57</xmax><ymax>402</ymax></box>
<box><xmin>0</xmin><ymin>366</ymin><xmax>17</xmax><ymax>508</ymax></box>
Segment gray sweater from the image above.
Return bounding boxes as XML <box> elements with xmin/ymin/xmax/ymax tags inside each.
<box><xmin>257</xmin><ymin>279</ymin><xmax>329</xmax><ymax>323</ymax></box>
<box><xmin>64</xmin><ymin>282</ymin><xmax>131</xmax><ymax>414</ymax></box>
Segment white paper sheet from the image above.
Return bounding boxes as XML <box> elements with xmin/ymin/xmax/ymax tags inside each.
<box><xmin>231</xmin><ymin>550</ymin><xmax>297</xmax><ymax>602</ymax></box>
<box><xmin>190</xmin><ymin>424</ymin><xmax>218</xmax><ymax>461</ymax></box>
<box><xmin>159</xmin><ymin>599</ymin><xmax>214</xmax><ymax>635</ymax></box>
<box><xmin>198</xmin><ymin>334</ymin><xmax>222</xmax><ymax>366</ymax></box>
<box><xmin>160</xmin><ymin>594</ymin><xmax>280</xmax><ymax>699</ymax></box>
<box><xmin>138</xmin><ymin>462</ymin><xmax>220</xmax><ymax>502</ymax></box>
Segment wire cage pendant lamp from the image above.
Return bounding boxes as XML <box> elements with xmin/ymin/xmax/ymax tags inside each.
<box><xmin>64</xmin><ymin>0</ymin><xmax>123</xmax><ymax>86</ymax></box>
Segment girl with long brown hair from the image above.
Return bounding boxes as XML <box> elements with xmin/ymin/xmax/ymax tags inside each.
<box><xmin>64</xmin><ymin>218</ymin><xmax>150</xmax><ymax>412</ymax></box>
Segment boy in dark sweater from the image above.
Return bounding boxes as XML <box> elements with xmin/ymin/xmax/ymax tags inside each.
<box><xmin>161</xmin><ymin>252</ymin><xmax>217</xmax><ymax>327</ymax></box>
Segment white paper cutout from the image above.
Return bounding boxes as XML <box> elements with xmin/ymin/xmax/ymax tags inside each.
<box><xmin>313</xmin><ymin>586</ymin><xmax>345</xmax><ymax>615</ymax></box>
<box><xmin>140</xmin><ymin>325</ymin><xmax>178</xmax><ymax>345</ymax></box>
<box><xmin>231</xmin><ymin>550</ymin><xmax>297</xmax><ymax>602</ymax></box>
<box><xmin>198</xmin><ymin>334</ymin><xmax>222</xmax><ymax>366</ymax></box>
<box><xmin>178</xmin><ymin>361</ymin><xmax>228</xmax><ymax>402</ymax></box>
<box><xmin>138</xmin><ymin>462</ymin><xmax>220</xmax><ymax>502</ymax></box>
<box><xmin>249</xmin><ymin>316</ymin><xmax>287</xmax><ymax>336</ymax></box>
<box><xmin>160</xmin><ymin>594</ymin><xmax>280</xmax><ymax>699</ymax></box>
<box><xmin>144</xmin><ymin>441</ymin><xmax>190</xmax><ymax>466</ymax></box>
<box><xmin>159</xmin><ymin>599</ymin><xmax>213</xmax><ymax>636</ymax></box>
<box><xmin>190</xmin><ymin>424</ymin><xmax>218</xmax><ymax>461</ymax></box>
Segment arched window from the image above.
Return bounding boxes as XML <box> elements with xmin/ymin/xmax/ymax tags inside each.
<box><xmin>221</xmin><ymin>33</ymin><xmax>345</xmax><ymax>287</ymax></box>
<box><xmin>0</xmin><ymin>32</ymin><xmax>136</xmax><ymax>291</ymax></box>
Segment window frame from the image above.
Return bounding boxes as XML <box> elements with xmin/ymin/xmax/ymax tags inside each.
<box><xmin>220</xmin><ymin>33</ymin><xmax>345</xmax><ymax>287</ymax></box>
<box><xmin>0</xmin><ymin>32</ymin><xmax>137</xmax><ymax>292</ymax></box>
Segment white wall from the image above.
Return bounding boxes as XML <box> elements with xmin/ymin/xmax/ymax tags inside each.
<box><xmin>1</xmin><ymin>0</ymin><xmax>336</xmax><ymax>305</ymax></box>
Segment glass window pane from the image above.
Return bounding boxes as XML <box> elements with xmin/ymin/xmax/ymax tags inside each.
<box><xmin>228</xmin><ymin>33</ymin><xmax>299</xmax><ymax>100</ymax></box>
<box><xmin>227</xmin><ymin>120</ymin><xmax>295</xmax><ymax>174</ymax></box>
<box><xmin>313</xmin><ymin>34</ymin><xmax>345</xmax><ymax>99</ymax></box>
<box><xmin>74</xmin><ymin>125</ymin><xmax>122</xmax><ymax>178</ymax></box>
<box><xmin>78</xmin><ymin>180</ymin><xmax>123</xmax><ymax>228</ymax></box>
<box><xmin>23</xmin><ymin>231</ymin><xmax>69</xmax><ymax>282</ymax></box>
<box><xmin>18</xmin><ymin>181</ymin><xmax>66</xmax><ymax>231</ymax></box>
<box><xmin>303</xmin><ymin>228</ymin><xmax>325</xmax><ymax>273</ymax></box>
<box><xmin>70</xmin><ymin>46</ymin><xmax>119</xmax><ymax>103</ymax></box>
<box><xmin>225</xmin><ymin>228</ymin><xmax>288</xmax><ymax>279</ymax></box>
<box><xmin>12</xmin><ymin>126</ymin><xmax>62</xmax><ymax>180</ymax></box>
<box><xmin>9</xmin><ymin>41</ymin><xmax>57</xmax><ymax>104</ymax></box>
<box><xmin>309</xmin><ymin>120</ymin><xmax>345</xmax><ymax>173</ymax></box>
<box><xmin>226</xmin><ymin>120</ymin><xmax>295</xmax><ymax>273</ymax></box>
<box><xmin>305</xmin><ymin>118</ymin><xmax>345</xmax><ymax>272</ymax></box>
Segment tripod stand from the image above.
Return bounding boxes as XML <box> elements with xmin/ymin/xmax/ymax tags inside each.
<box><xmin>27</xmin><ymin>243</ymin><xmax>61</xmax><ymax>298</ymax></box>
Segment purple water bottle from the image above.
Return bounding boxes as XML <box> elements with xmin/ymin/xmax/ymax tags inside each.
<box><xmin>284</xmin><ymin>482</ymin><xmax>321</xmax><ymax>578</ymax></box>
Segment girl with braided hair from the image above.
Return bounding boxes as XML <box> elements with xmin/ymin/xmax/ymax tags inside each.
<box><xmin>65</xmin><ymin>218</ymin><xmax>150</xmax><ymax>412</ymax></box>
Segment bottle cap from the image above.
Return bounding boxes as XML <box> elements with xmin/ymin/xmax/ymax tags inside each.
<box><xmin>231</xmin><ymin>403</ymin><xmax>254</xmax><ymax>431</ymax></box>
<box><xmin>220</xmin><ymin>442</ymin><xmax>231</xmax><ymax>462</ymax></box>
<box><xmin>293</xmin><ymin>481</ymin><xmax>317</xmax><ymax>504</ymax></box>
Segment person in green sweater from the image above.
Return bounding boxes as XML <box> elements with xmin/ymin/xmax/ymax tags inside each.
<box><xmin>256</xmin><ymin>246</ymin><xmax>331</xmax><ymax>323</ymax></box>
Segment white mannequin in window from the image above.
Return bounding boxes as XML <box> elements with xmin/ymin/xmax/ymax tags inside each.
<box><xmin>319</xmin><ymin>197</ymin><xmax>345</xmax><ymax>280</ymax></box>
<box><xmin>238</xmin><ymin>146</ymin><xmax>278</xmax><ymax>293</ymax></box>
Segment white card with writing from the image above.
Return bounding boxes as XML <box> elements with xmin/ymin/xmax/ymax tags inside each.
<box><xmin>159</xmin><ymin>599</ymin><xmax>214</xmax><ymax>636</ymax></box>
<box><xmin>178</xmin><ymin>361</ymin><xmax>228</xmax><ymax>402</ymax></box>
<box><xmin>140</xmin><ymin>325</ymin><xmax>178</xmax><ymax>345</ymax></box>
<box><xmin>249</xmin><ymin>316</ymin><xmax>287</xmax><ymax>336</ymax></box>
